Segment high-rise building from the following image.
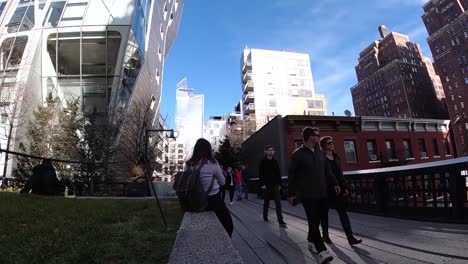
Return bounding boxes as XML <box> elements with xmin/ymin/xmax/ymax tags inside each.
<box><xmin>241</xmin><ymin>48</ymin><xmax>327</xmax><ymax>130</ymax></box>
<box><xmin>204</xmin><ymin>116</ymin><xmax>227</xmax><ymax>152</ymax></box>
<box><xmin>0</xmin><ymin>0</ymin><xmax>183</xmax><ymax>178</ymax></box>
<box><xmin>351</xmin><ymin>26</ymin><xmax>447</xmax><ymax>120</ymax></box>
<box><xmin>175</xmin><ymin>78</ymin><xmax>204</xmax><ymax>155</ymax></box>
<box><xmin>168</xmin><ymin>140</ymin><xmax>185</xmax><ymax>173</ymax></box>
<box><xmin>422</xmin><ymin>0</ymin><xmax>468</xmax><ymax>156</ymax></box>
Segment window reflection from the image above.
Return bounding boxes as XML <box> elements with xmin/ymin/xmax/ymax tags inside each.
<box><xmin>82</xmin><ymin>32</ymin><xmax>106</xmax><ymax>75</ymax></box>
<box><xmin>43</xmin><ymin>1</ymin><xmax>66</xmax><ymax>28</ymax></box>
<box><xmin>0</xmin><ymin>36</ymin><xmax>28</xmax><ymax>70</ymax></box>
<box><xmin>46</xmin><ymin>30</ymin><xmax>122</xmax><ymax>118</ymax></box>
<box><xmin>58</xmin><ymin>77</ymin><xmax>81</xmax><ymax>101</ymax></box>
<box><xmin>119</xmin><ymin>31</ymin><xmax>142</xmax><ymax>107</ymax></box>
<box><xmin>6</xmin><ymin>3</ymin><xmax>34</xmax><ymax>33</ymax></box>
<box><xmin>57</xmin><ymin>32</ymin><xmax>80</xmax><ymax>75</ymax></box>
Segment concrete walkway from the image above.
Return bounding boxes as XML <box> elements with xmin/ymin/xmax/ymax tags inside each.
<box><xmin>228</xmin><ymin>197</ymin><xmax>468</xmax><ymax>264</ymax></box>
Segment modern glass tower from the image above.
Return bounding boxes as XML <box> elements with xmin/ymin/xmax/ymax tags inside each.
<box><xmin>0</xmin><ymin>0</ymin><xmax>183</xmax><ymax>178</ymax></box>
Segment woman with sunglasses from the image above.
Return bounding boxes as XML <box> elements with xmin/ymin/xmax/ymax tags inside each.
<box><xmin>319</xmin><ymin>136</ymin><xmax>362</xmax><ymax>246</ymax></box>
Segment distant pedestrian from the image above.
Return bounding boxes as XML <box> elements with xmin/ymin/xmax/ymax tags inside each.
<box><xmin>288</xmin><ymin>127</ymin><xmax>340</xmax><ymax>264</ymax></box>
<box><xmin>259</xmin><ymin>145</ymin><xmax>286</xmax><ymax>227</ymax></box>
<box><xmin>224</xmin><ymin>166</ymin><xmax>235</xmax><ymax>204</ymax></box>
<box><xmin>20</xmin><ymin>159</ymin><xmax>63</xmax><ymax>195</ymax></box>
<box><xmin>319</xmin><ymin>136</ymin><xmax>362</xmax><ymax>245</ymax></box>
<box><xmin>239</xmin><ymin>165</ymin><xmax>249</xmax><ymax>200</ymax></box>
<box><xmin>186</xmin><ymin>138</ymin><xmax>233</xmax><ymax>237</ymax></box>
<box><xmin>235</xmin><ymin>168</ymin><xmax>244</xmax><ymax>201</ymax></box>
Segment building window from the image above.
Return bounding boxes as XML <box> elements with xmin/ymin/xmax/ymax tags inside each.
<box><xmin>431</xmin><ymin>139</ymin><xmax>440</xmax><ymax>157</ymax></box>
<box><xmin>43</xmin><ymin>1</ymin><xmax>65</xmax><ymax>27</ymax></box>
<box><xmin>344</xmin><ymin>140</ymin><xmax>357</xmax><ymax>163</ymax></box>
<box><xmin>150</xmin><ymin>95</ymin><xmax>156</xmax><ymax>110</ymax></box>
<box><xmin>418</xmin><ymin>138</ymin><xmax>427</xmax><ymax>158</ymax></box>
<box><xmin>307</xmin><ymin>100</ymin><xmax>323</xmax><ymax>109</ymax></box>
<box><xmin>443</xmin><ymin>138</ymin><xmax>450</xmax><ymax>156</ymax></box>
<box><xmin>367</xmin><ymin>140</ymin><xmax>378</xmax><ymax>161</ymax></box>
<box><xmin>0</xmin><ymin>36</ymin><xmax>28</xmax><ymax>70</ymax></box>
<box><xmin>269</xmin><ymin>98</ymin><xmax>276</xmax><ymax>107</ymax></box>
<box><xmin>402</xmin><ymin>139</ymin><xmax>413</xmax><ymax>159</ymax></box>
<box><xmin>7</xmin><ymin>3</ymin><xmax>35</xmax><ymax>33</ymax></box>
<box><xmin>385</xmin><ymin>140</ymin><xmax>396</xmax><ymax>160</ymax></box>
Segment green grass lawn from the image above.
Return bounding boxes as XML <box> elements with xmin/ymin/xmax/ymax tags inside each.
<box><xmin>0</xmin><ymin>193</ymin><xmax>183</xmax><ymax>264</ymax></box>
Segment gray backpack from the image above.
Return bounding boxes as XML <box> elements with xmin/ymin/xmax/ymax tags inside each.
<box><xmin>173</xmin><ymin>162</ymin><xmax>215</xmax><ymax>212</ymax></box>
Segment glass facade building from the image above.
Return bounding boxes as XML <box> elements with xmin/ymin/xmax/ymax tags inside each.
<box><xmin>0</xmin><ymin>0</ymin><xmax>183</xmax><ymax>178</ymax></box>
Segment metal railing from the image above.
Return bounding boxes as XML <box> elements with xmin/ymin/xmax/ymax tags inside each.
<box><xmin>343</xmin><ymin>157</ymin><xmax>468</xmax><ymax>223</ymax></box>
<box><xmin>248</xmin><ymin>157</ymin><xmax>468</xmax><ymax>223</ymax></box>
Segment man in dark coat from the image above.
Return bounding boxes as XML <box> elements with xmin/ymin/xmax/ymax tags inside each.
<box><xmin>287</xmin><ymin>127</ymin><xmax>340</xmax><ymax>264</ymax></box>
<box><xmin>20</xmin><ymin>159</ymin><xmax>62</xmax><ymax>195</ymax></box>
<box><xmin>259</xmin><ymin>145</ymin><xmax>286</xmax><ymax>227</ymax></box>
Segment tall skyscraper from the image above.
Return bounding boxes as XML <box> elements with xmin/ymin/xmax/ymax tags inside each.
<box><xmin>351</xmin><ymin>26</ymin><xmax>447</xmax><ymax>120</ymax></box>
<box><xmin>0</xmin><ymin>0</ymin><xmax>183</xmax><ymax>178</ymax></box>
<box><xmin>241</xmin><ymin>48</ymin><xmax>327</xmax><ymax>130</ymax></box>
<box><xmin>422</xmin><ymin>0</ymin><xmax>468</xmax><ymax>156</ymax></box>
<box><xmin>175</xmin><ymin>78</ymin><xmax>204</xmax><ymax>155</ymax></box>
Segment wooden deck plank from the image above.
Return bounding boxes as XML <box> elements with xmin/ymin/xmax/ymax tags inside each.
<box><xmin>229</xmin><ymin>198</ymin><xmax>468</xmax><ymax>264</ymax></box>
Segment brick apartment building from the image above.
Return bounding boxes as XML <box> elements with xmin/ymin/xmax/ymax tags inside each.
<box><xmin>241</xmin><ymin>115</ymin><xmax>453</xmax><ymax>179</ymax></box>
<box><xmin>351</xmin><ymin>26</ymin><xmax>447</xmax><ymax>119</ymax></box>
<box><xmin>422</xmin><ymin>0</ymin><xmax>468</xmax><ymax>156</ymax></box>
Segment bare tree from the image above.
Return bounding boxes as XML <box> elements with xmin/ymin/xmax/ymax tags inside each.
<box><xmin>0</xmin><ymin>35</ymin><xmax>35</xmax><ymax>181</ymax></box>
<box><xmin>111</xmin><ymin>97</ymin><xmax>162</xmax><ymax>182</ymax></box>
<box><xmin>228</xmin><ymin>117</ymin><xmax>256</xmax><ymax>151</ymax></box>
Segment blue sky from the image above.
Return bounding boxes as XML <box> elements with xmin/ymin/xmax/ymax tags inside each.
<box><xmin>160</xmin><ymin>0</ymin><xmax>430</xmax><ymax>128</ymax></box>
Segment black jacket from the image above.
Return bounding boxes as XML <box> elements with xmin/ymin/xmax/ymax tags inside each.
<box><xmin>327</xmin><ymin>154</ymin><xmax>347</xmax><ymax>189</ymax></box>
<box><xmin>20</xmin><ymin>163</ymin><xmax>62</xmax><ymax>195</ymax></box>
<box><xmin>288</xmin><ymin>146</ymin><xmax>338</xmax><ymax>200</ymax></box>
<box><xmin>259</xmin><ymin>157</ymin><xmax>282</xmax><ymax>187</ymax></box>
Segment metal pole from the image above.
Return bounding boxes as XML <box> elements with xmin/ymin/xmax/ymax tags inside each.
<box><xmin>145</xmin><ymin>129</ymin><xmax>168</xmax><ymax>227</ymax></box>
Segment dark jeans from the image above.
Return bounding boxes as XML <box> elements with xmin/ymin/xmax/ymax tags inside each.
<box><xmin>207</xmin><ymin>191</ymin><xmax>234</xmax><ymax>237</ymax></box>
<box><xmin>302</xmin><ymin>198</ymin><xmax>328</xmax><ymax>253</ymax></box>
<box><xmin>263</xmin><ymin>185</ymin><xmax>284</xmax><ymax>222</ymax></box>
<box><xmin>221</xmin><ymin>186</ymin><xmax>226</xmax><ymax>201</ymax></box>
<box><xmin>226</xmin><ymin>185</ymin><xmax>235</xmax><ymax>203</ymax></box>
<box><xmin>321</xmin><ymin>194</ymin><xmax>355</xmax><ymax>241</ymax></box>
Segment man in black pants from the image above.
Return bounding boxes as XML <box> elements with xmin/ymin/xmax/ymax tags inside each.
<box><xmin>259</xmin><ymin>145</ymin><xmax>286</xmax><ymax>227</ymax></box>
<box><xmin>287</xmin><ymin>127</ymin><xmax>340</xmax><ymax>264</ymax></box>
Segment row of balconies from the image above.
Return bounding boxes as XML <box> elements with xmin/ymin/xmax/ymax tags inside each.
<box><xmin>242</xmin><ymin>70</ymin><xmax>252</xmax><ymax>83</ymax></box>
<box><xmin>243</xmin><ymin>91</ymin><xmax>254</xmax><ymax>104</ymax></box>
<box><xmin>243</xmin><ymin>59</ymin><xmax>254</xmax><ymax>115</ymax></box>
<box><xmin>245</xmin><ymin>103</ymin><xmax>255</xmax><ymax>114</ymax></box>
<box><xmin>243</xmin><ymin>80</ymin><xmax>253</xmax><ymax>94</ymax></box>
<box><xmin>242</xmin><ymin>59</ymin><xmax>252</xmax><ymax>73</ymax></box>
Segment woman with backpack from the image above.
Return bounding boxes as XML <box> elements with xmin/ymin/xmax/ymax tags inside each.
<box><xmin>186</xmin><ymin>138</ymin><xmax>234</xmax><ymax>237</ymax></box>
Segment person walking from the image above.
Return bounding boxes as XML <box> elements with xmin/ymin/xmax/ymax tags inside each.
<box><xmin>319</xmin><ymin>136</ymin><xmax>362</xmax><ymax>246</ymax></box>
<box><xmin>259</xmin><ymin>145</ymin><xmax>287</xmax><ymax>227</ymax></box>
<box><xmin>225</xmin><ymin>166</ymin><xmax>236</xmax><ymax>204</ymax></box>
<box><xmin>235</xmin><ymin>167</ymin><xmax>244</xmax><ymax>201</ymax></box>
<box><xmin>287</xmin><ymin>127</ymin><xmax>340</xmax><ymax>264</ymax></box>
<box><xmin>186</xmin><ymin>138</ymin><xmax>234</xmax><ymax>237</ymax></box>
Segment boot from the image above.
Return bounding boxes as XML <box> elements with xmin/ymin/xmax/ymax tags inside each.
<box><xmin>322</xmin><ymin>231</ymin><xmax>332</xmax><ymax>244</ymax></box>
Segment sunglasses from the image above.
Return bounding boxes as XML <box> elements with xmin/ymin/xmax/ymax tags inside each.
<box><xmin>326</xmin><ymin>141</ymin><xmax>335</xmax><ymax>145</ymax></box>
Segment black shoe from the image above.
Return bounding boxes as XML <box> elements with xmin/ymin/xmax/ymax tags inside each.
<box><xmin>278</xmin><ymin>221</ymin><xmax>287</xmax><ymax>227</ymax></box>
<box><xmin>323</xmin><ymin>236</ymin><xmax>332</xmax><ymax>244</ymax></box>
<box><xmin>349</xmin><ymin>238</ymin><xmax>362</xmax><ymax>245</ymax></box>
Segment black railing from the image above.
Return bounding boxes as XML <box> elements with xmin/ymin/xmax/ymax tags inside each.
<box><xmin>248</xmin><ymin>157</ymin><xmax>468</xmax><ymax>223</ymax></box>
<box><xmin>344</xmin><ymin>157</ymin><xmax>468</xmax><ymax>223</ymax></box>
